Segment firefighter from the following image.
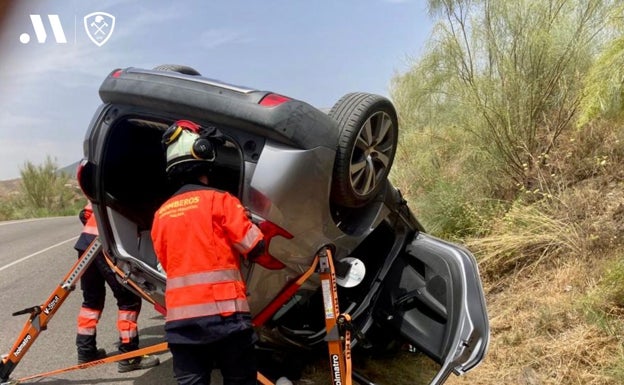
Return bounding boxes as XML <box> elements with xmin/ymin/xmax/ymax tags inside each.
<box><xmin>74</xmin><ymin>202</ymin><xmax>160</xmax><ymax>372</ymax></box>
<box><xmin>151</xmin><ymin>120</ymin><xmax>281</xmax><ymax>385</ymax></box>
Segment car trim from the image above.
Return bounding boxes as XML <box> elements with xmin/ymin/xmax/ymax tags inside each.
<box><xmin>126</xmin><ymin>67</ymin><xmax>257</xmax><ymax>94</ymax></box>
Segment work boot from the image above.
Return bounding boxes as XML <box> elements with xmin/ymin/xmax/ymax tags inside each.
<box><xmin>77</xmin><ymin>348</ymin><xmax>107</xmax><ymax>364</ymax></box>
<box><xmin>77</xmin><ymin>334</ymin><xmax>107</xmax><ymax>364</ymax></box>
<box><xmin>118</xmin><ymin>354</ymin><xmax>160</xmax><ymax>373</ymax></box>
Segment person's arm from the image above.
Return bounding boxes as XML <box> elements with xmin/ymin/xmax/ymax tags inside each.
<box><xmin>221</xmin><ymin>193</ymin><xmax>263</xmax><ymax>255</ymax></box>
<box><xmin>221</xmin><ymin>194</ymin><xmax>284</xmax><ymax>269</ymax></box>
<box><xmin>247</xmin><ymin>239</ymin><xmax>265</xmax><ymax>261</ymax></box>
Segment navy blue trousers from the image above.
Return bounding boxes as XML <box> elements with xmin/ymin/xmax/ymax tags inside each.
<box><xmin>169</xmin><ymin>329</ymin><xmax>257</xmax><ymax>385</ymax></box>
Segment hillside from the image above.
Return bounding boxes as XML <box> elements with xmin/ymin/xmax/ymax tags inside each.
<box><xmin>451</xmin><ymin>232</ymin><xmax>624</xmax><ymax>384</ymax></box>
<box><xmin>0</xmin><ymin>178</ymin><xmax>20</xmax><ymax>198</ymax></box>
<box><xmin>58</xmin><ymin>161</ymin><xmax>80</xmax><ymax>179</ymax></box>
<box><xmin>444</xmin><ymin>127</ymin><xmax>624</xmax><ymax>384</ymax></box>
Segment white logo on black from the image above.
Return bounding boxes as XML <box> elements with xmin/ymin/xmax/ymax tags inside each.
<box><xmin>84</xmin><ymin>12</ymin><xmax>115</xmax><ymax>47</ymax></box>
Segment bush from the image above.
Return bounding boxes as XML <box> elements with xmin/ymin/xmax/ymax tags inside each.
<box><xmin>0</xmin><ymin>156</ymin><xmax>84</xmax><ymax>220</ymax></box>
<box><xmin>20</xmin><ymin>156</ymin><xmax>74</xmax><ymax>212</ymax></box>
<box><xmin>390</xmin><ymin>123</ymin><xmax>505</xmax><ymax>238</ymax></box>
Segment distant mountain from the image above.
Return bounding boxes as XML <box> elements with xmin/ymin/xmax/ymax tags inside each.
<box><xmin>57</xmin><ymin>161</ymin><xmax>81</xmax><ymax>178</ymax></box>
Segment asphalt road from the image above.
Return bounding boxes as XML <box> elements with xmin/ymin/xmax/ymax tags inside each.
<box><xmin>0</xmin><ymin>217</ymin><xmax>177</xmax><ymax>385</ymax></box>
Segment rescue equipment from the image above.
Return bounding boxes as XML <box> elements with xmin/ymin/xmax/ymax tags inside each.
<box><xmin>0</xmin><ymin>241</ymin><xmax>362</xmax><ymax>384</ymax></box>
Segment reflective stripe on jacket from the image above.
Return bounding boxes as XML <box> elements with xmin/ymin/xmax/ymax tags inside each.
<box><xmin>151</xmin><ymin>184</ymin><xmax>263</xmax><ymax>323</ymax></box>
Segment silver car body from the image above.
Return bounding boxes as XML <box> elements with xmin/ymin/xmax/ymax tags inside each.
<box><xmin>79</xmin><ymin>66</ymin><xmax>489</xmax><ymax>384</ymax></box>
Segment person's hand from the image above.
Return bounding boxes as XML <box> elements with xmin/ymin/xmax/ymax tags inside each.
<box><xmin>248</xmin><ymin>220</ymin><xmax>291</xmax><ymax>270</ymax></box>
<box><xmin>251</xmin><ymin>251</ymin><xmax>285</xmax><ymax>270</ymax></box>
<box><xmin>247</xmin><ymin>239</ymin><xmax>285</xmax><ymax>270</ymax></box>
<box><xmin>79</xmin><ymin>208</ymin><xmax>91</xmax><ymax>225</ymax></box>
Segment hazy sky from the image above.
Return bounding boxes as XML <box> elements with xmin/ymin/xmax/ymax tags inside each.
<box><xmin>0</xmin><ymin>0</ymin><xmax>432</xmax><ymax>181</ymax></box>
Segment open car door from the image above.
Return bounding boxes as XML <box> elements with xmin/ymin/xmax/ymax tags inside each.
<box><xmin>374</xmin><ymin>232</ymin><xmax>490</xmax><ymax>384</ymax></box>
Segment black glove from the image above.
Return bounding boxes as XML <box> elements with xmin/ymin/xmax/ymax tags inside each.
<box><xmin>79</xmin><ymin>209</ymin><xmax>89</xmax><ymax>225</ymax></box>
<box><xmin>247</xmin><ymin>240</ymin><xmax>285</xmax><ymax>270</ymax></box>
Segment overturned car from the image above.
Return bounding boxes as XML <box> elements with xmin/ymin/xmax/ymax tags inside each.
<box><xmin>77</xmin><ymin>65</ymin><xmax>489</xmax><ymax>384</ymax></box>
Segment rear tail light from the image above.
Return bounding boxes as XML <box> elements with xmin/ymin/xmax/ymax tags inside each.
<box><xmin>259</xmin><ymin>93</ymin><xmax>291</xmax><ymax>107</ymax></box>
<box><xmin>77</xmin><ymin>159</ymin><xmax>96</xmax><ymax>201</ymax></box>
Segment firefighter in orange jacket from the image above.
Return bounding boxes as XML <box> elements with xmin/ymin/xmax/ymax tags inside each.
<box><xmin>74</xmin><ymin>202</ymin><xmax>160</xmax><ymax>372</ymax></box>
<box><xmin>151</xmin><ymin>120</ymin><xmax>271</xmax><ymax>385</ymax></box>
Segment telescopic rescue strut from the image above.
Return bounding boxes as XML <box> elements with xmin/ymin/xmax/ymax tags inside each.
<box><xmin>0</xmin><ymin>238</ymin><xmax>103</xmax><ymax>383</ymax></box>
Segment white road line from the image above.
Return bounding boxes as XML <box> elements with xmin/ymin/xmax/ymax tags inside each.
<box><xmin>0</xmin><ymin>218</ymin><xmax>42</xmax><ymax>226</ymax></box>
<box><xmin>0</xmin><ymin>217</ymin><xmax>67</xmax><ymax>226</ymax></box>
<box><xmin>0</xmin><ymin>236</ymin><xmax>78</xmax><ymax>273</ymax></box>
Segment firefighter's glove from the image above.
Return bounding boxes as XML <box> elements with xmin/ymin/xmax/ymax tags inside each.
<box><xmin>79</xmin><ymin>208</ymin><xmax>91</xmax><ymax>225</ymax></box>
<box><xmin>248</xmin><ymin>240</ymin><xmax>285</xmax><ymax>270</ymax></box>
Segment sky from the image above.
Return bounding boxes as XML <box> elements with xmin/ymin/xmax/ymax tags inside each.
<box><xmin>0</xmin><ymin>0</ymin><xmax>433</xmax><ymax>181</ymax></box>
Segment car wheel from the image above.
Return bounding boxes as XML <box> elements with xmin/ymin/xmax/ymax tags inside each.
<box><xmin>328</xmin><ymin>93</ymin><xmax>398</xmax><ymax>207</ymax></box>
<box><xmin>152</xmin><ymin>64</ymin><xmax>201</xmax><ymax>76</ymax></box>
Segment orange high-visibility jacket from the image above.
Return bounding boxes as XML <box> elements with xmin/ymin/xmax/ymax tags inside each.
<box><xmin>82</xmin><ymin>202</ymin><xmax>98</xmax><ymax>236</ymax></box>
<box><xmin>151</xmin><ymin>185</ymin><xmax>263</xmax><ymax>323</ymax></box>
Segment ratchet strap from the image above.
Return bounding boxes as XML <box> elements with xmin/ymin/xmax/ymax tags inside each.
<box><xmin>102</xmin><ymin>252</ymin><xmax>157</xmax><ymax>305</ymax></box>
<box><xmin>15</xmin><ymin>342</ymin><xmax>169</xmax><ymax>383</ymax></box>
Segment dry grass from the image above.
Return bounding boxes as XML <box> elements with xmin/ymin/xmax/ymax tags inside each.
<box><xmin>452</xmin><ymin>123</ymin><xmax>624</xmax><ymax>385</ymax></box>
<box><xmin>447</xmin><ymin>254</ymin><xmax>624</xmax><ymax>385</ymax></box>
<box><xmin>467</xmin><ymin>203</ymin><xmax>585</xmax><ymax>279</ymax></box>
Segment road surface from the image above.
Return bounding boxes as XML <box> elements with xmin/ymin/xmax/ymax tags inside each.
<box><xmin>0</xmin><ymin>217</ymin><xmax>176</xmax><ymax>384</ymax></box>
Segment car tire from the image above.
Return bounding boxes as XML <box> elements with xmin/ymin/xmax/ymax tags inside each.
<box><xmin>152</xmin><ymin>64</ymin><xmax>201</xmax><ymax>76</ymax></box>
<box><xmin>328</xmin><ymin>93</ymin><xmax>398</xmax><ymax>207</ymax></box>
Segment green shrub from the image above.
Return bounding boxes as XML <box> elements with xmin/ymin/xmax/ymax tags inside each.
<box><xmin>0</xmin><ymin>156</ymin><xmax>84</xmax><ymax>221</ymax></box>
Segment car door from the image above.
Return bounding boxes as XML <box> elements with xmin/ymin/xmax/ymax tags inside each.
<box><xmin>373</xmin><ymin>232</ymin><xmax>490</xmax><ymax>384</ymax></box>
